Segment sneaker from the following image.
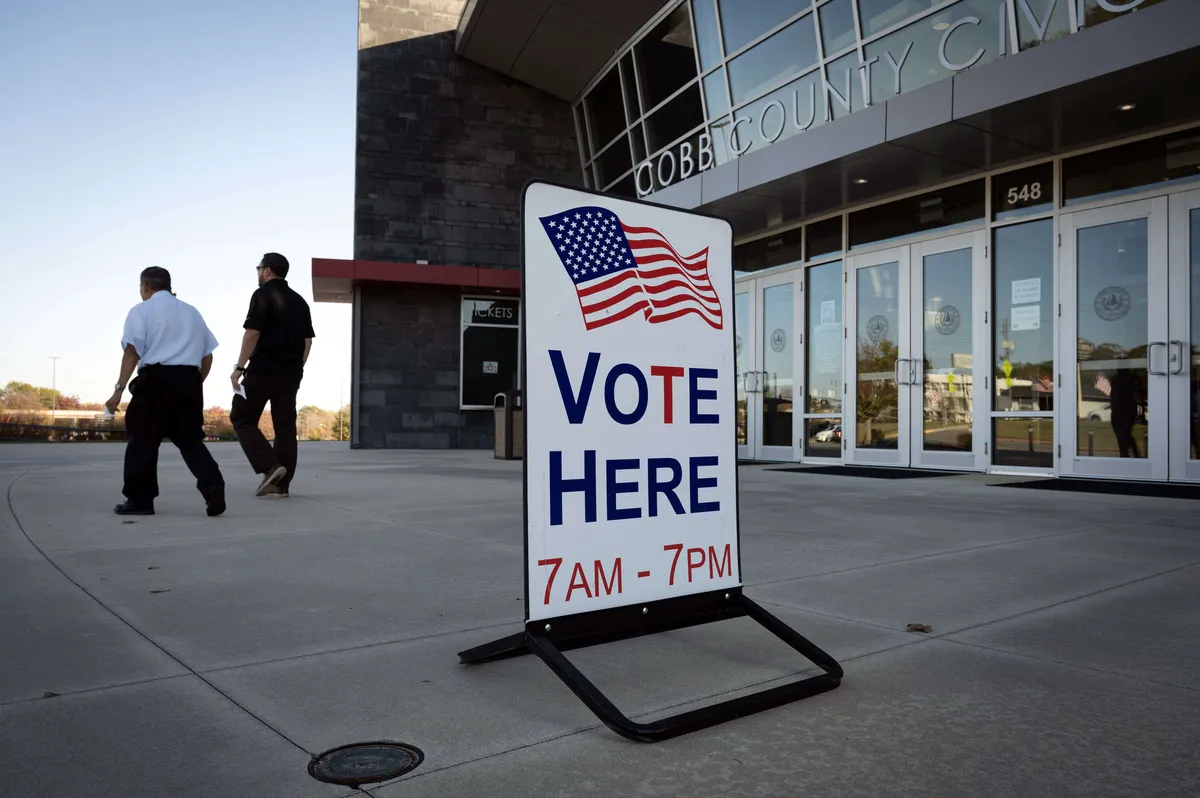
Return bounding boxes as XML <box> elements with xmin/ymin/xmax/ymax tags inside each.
<box><xmin>114</xmin><ymin>499</ymin><xmax>154</xmax><ymax>516</ymax></box>
<box><xmin>205</xmin><ymin>486</ymin><xmax>226</xmax><ymax>517</ymax></box>
<box><xmin>255</xmin><ymin>465</ymin><xmax>288</xmax><ymax>497</ymax></box>
<box><xmin>260</xmin><ymin>485</ymin><xmax>290</xmax><ymax>499</ymax></box>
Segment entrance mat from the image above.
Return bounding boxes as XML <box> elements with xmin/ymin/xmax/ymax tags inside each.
<box><xmin>767</xmin><ymin>465</ymin><xmax>960</xmax><ymax>479</ymax></box>
<box><xmin>994</xmin><ymin>478</ymin><xmax>1200</xmax><ymax>500</ymax></box>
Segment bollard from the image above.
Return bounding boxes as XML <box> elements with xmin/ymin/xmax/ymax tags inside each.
<box><xmin>1028</xmin><ymin>425</ymin><xmax>1034</xmax><ymax>452</ymax></box>
<box><xmin>1088</xmin><ymin>429</ymin><xmax>1094</xmax><ymax>457</ymax></box>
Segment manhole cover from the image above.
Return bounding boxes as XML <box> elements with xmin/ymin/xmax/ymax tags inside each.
<box><xmin>308</xmin><ymin>741</ymin><xmax>424</xmax><ymax>787</ymax></box>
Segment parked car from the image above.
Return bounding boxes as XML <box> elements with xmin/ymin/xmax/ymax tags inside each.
<box><xmin>815</xmin><ymin>424</ymin><xmax>842</xmax><ymax>442</ymax></box>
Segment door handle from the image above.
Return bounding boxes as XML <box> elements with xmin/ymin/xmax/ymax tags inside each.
<box><xmin>894</xmin><ymin>359</ymin><xmax>906</xmax><ymax>385</ymax></box>
<box><xmin>1169</xmin><ymin>340</ymin><xmax>1185</xmax><ymax>375</ymax></box>
<box><xmin>1147</xmin><ymin>342</ymin><xmax>1167</xmax><ymax>376</ymax></box>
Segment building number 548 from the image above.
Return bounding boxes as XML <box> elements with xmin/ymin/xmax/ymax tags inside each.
<box><xmin>1006</xmin><ymin>182</ymin><xmax>1043</xmax><ymax>205</ymax></box>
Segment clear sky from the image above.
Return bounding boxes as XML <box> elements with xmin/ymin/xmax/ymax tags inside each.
<box><xmin>0</xmin><ymin>0</ymin><xmax>357</xmax><ymax>410</ymax></box>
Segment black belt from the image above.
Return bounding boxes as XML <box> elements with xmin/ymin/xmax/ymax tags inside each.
<box><xmin>140</xmin><ymin>364</ymin><xmax>199</xmax><ymax>372</ymax></box>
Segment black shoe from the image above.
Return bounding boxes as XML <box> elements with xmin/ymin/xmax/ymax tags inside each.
<box><xmin>115</xmin><ymin>499</ymin><xmax>154</xmax><ymax>516</ymax></box>
<box><xmin>205</xmin><ymin>486</ymin><xmax>226</xmax><ymax>517</ymax></box>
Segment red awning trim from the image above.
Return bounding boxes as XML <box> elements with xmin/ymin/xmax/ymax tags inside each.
<box><xmin>311</xmin><ymin>258</ymin><xmax>521</xmax><ymax>303</ymax></box>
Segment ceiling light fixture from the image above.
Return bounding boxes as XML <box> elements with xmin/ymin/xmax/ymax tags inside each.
<box><xmin>933</xmin><ymin>21</ymin><xmax>950</xmax><ymax>30</ymax></box>
<box><xmin>854</xmin><ymin>178</ymin><xmax>868</xmax><ymax>184</ymax></box>
<box><xmin>1118</xmin><ymin>103</ymin><xmax>1136</xmax><ymax>111</ymax></box>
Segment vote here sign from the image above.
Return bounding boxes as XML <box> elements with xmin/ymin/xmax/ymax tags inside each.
<box><xmin>522</xmin><ymin>182</ymin><xmax>739</xmax><ymax>623</ymax></box>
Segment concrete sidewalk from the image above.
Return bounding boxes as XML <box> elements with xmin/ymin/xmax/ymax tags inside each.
<box><xmin>1</xmin><ymin>442</ymin><xmax>1197</xmax><ymax>796</ymax></box>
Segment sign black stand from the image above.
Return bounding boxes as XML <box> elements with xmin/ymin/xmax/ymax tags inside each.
<box><xmin>463</xmin><ymin>180</ymin><xmax>842</xmax><ymax>743</ymax></box>
<box><xmin>459</xmin><ymin>588</ymin><xmax>843</xmax><ymax>743</ymax></box>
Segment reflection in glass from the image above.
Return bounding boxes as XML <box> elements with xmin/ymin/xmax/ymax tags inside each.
<box><xmin>1014</xmin><ymin>0</ymin><xmax>1071</xmax><ymax>50</ymax></box>
<box><xmin>805</xmin><ymin>417</ymin><xmax>842</xmax><ymax>458</ymax></box>
<box><xmin>1080</xmin><ymin>0</ymin><xmax>1165</xmax><ymax>28</ymax></box>
<box><xmin>856</xmin><ymin>263</ymin><xmax>900</xmax><ymax>449</ymax></box>
<box><xmin>718</xmin><ymin>0</ymin><xmax>805</xmax><ymax>55</ymax></box>
<box><xmin>863</xmin><ymin>0</ymin><xmax>1003</xmax><ymax>105</ymax></box>
<box><xmin>729</xmin><ymin>67</ymin><xmax>823</xmax><ymax>157</ymax></box>
<box><xmin>807</xmin><ymin>262</ymin><xmax>843</xmax><ymax>413</ymax></box>
<box><xmin>620</xmin><ymin>54</ymin><xmax>640</xmax><ymax>120</ymax></box>
<box><xmin>703</xmin><ymin>68</ymin><xmax>729</xmax><ymax>120</ymax></box>
<box><xmin>728</xmin><ymin>14</ymin><xmax>818</xmax><ymax>105</ymax></box>
<box><xmin>858</xmin><ymin>0</ymin><xmax>936</xmax><ymax>37</ymax></box>
<box><xmin>1190</xmin><ymin>210</ymin><xmax>1199</xmax><ymax>461</ymax></box>
<box><xmin>818</xmin><ymin>0</ymin><xmax>856</xmax><ymax>56</ymax></box>
<box><xmin>735</xmin><ymin>291</ymin><xmax>749</xmax><ymax>446</ymax></box>
<box><xmin>1076</xmin><ymin>219</ymin><xmax>1149</xmax><ymax>459</ymax></box>
<box><xmin>762</xmin><ymin>284</ymin><xmax>794</xmax><ymax>447</ymax></box>
<box><xmin>993</xmin><ymin>220</ymin><xmax>1055</xmax><ymax>412</ymax></box>
<box><xmin>993</xmin><ymin>418</ymin><xmax>1054</xmax><ymax>469</ymax></box>
<box><xmin>584</xmin><ymin>68</ymin><xmax>627</xmax><ymax>152</ymax></box>
<box><xmin>922</xmin><ymin>249</ymin><xmax>973</xmax><ymax>452</ymax></box>
<box><xmin>691</xmin><ymin>0</ymin><xmax>723</xmax><ymax>72</ymax></box>
<box><xmin>634</xmin><ymin>6</ymin><xmax>699</xmax><ymax>111</ymax></box>
<box><xmin>1063</xmin><ymin>129</ymin><xmax>1200</xmax><ymax>206</ymax></box>
<box><xmin>824</xmin><ymin>50</ymin><xmax>869</xmax><ymax>122</ymax></box>
<box><xmin>849</xmin><ymin>180</ymin><xmax>985</xmax><ymax>249</ymax></box>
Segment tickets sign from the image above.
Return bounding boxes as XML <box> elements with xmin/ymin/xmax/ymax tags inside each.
<box><xmin>522</xmin><ymin>182</ymin><xmax>740</xmax><ymax>622</ymax></box>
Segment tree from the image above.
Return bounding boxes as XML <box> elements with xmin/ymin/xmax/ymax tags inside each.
<box><xmin>333</xmin><ymin>405</ymin><xmax>351</xmax><ymax>441</ymax></box>
<box><xmin>203</xmin><ymin>407</ymin><xmax>235</xmax><ymax>439</ymax></box>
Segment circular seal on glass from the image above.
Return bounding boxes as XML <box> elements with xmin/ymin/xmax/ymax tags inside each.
<box><xmin>770</xmin><ymin>328</ymin><xmax>787</xmax><ymax>352</ymax></box>
<box><xmin>1094</xmin><ymin>286</ymin><xmax>1131</xmax><ymax>321</ymax></box>
<box><xmin>866</xmin><ymin>314</ymin><xmax>889</xmax><ymax>343</ymax></box>
<box><xmin>934</xmin><ymin>305</ymin><xmax>961</xmax><ymax>335</ymax></box>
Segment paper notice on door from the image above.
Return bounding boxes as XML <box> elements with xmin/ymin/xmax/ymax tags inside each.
<box><xmin>1011</xmin><ymin>278</ymin><xmax>1041</xmax><ymax>305</ymax></box>
<box><xmin>482</xmin><ymin>361</ymin><xmax>499</xmax><ymax>374</ymax></box>
<box><xmin>821</xmin><ymin>300</ymin><xmax>836</xmax><ymax>325</ymax></box>
<box><xmin>1011</xmin><ymin>304</ymin><xmax>1041</xmax><ymax>331</ymax></box>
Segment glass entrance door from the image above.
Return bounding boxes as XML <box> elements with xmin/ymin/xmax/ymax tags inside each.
<box><xmin>845</xmin><ymin>233</ymin><xmax>987</xmax><ymax>469</ymax></box>
<box><xmin>757</xmin><ymin>272</ymin><xmax>799</xmax><ymax>460</ymax></box>
<box><xmin>1060</xmin><ymin>198</ymin><xmax>1170</xmax><ymax>480</ymax></box>
<box><xmin>1168</xmin><ymin>190</ymin><xmax>1200</xmax><ymax>482</ymax></box>
<box><xmin>735</xmin><ymin>287</ymin><xmax>756</xmax><ymax>461</ymax></box>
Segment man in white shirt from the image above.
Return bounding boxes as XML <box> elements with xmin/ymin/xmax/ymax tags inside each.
<box><xmin>105</xmin><ymin>267</ymin><xmax>226</xmax><ymax>516</ymax></box>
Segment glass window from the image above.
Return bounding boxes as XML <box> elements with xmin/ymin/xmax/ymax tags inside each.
<box><xmin>807</xmin><ymin>260</ymin><xmax>843</xmax><ymax>414</ymax></box>
<box><xmin>993</xmin><ymin>162</ymin><xmax>1053</xmax><ymax>222</ymax></box>
<box><xmin>993</xmin><ymin>418</ymin><xmax>1054</xmax><ymax>468</ymax></box>
<box><xmin>634</xmin><ymin>5</ymin><xmax>699</xmax><ymax>112</ymax></box>
<box><xmin>728</xmin><ymin>67</ymin><xmax>823</xmax><ymax>156</ymax></box>
<box><xmin>858</xmin><ymin>0</ymin><xmax>935</xmax><ymax>38</ymax></box>
<box><xmin>630</xmin><ymin>122</ymin><xmax>647</xmax><ymax>162</ymax></box>
<box><xmin>819</xmin><ymin>0</ymin><xmax>857</xmax><ymax>55</ymax></box>
<box><xmin>855</xmin><ymin>261</ymin><xmax>901</xmax><ymax>450</ymax></box>
<box><xmin>849</xmin><ymin>180</ymin><xmax>985</xmax><ymax>249</ymax></box>
<box><xmin>573</xmin><ymin>105</ymin><xmax>590</xmax><ymax>161</ymax></box>
<box><xmin>806</xmin><ymin>216</ymin><xmax>843</xmax><ymax>260</ymax></box>
<box><xmin>645</xmin><ymin>83</ymin><xmax>704</xmax><ymax>153</ymax></box>
<box><xmin>1079</xmin><ymin>0</ymin><xmax>1165</xmax><ymax>28</ymax></box>
<box><xmin>735</xmin><ymin>291</ymin><xmax>750</xmax><ymax>442</ymax></box>
<box><xmin>703</xmin><ymin>68</ymin><xmax>729</xmax><ymax>120</ymax></box>
<box><xmin>733</xmin><ymin>228</ymin><xmax>803</xmax><ymax>273</ymax></box>
<box><xmin>584</xmin><ymin>68</ymin><xmax>627</xmax><ymax>152</ymax></box>
<box><xmin>642</xmin><ymin>125</ymin><xmax>711</xmax><ymax>194</ymax></box>
<box><xmin>863</xmin><ymin>0</ymin><xmax>1004</xmax><ymax>105</ymax></box>
<box><xmin>993</xmin><ymin>219</ymin><xmax>1055</xmax><ymax>413</ymax></box>
<box><xmin>1014</xmin><ymin>0</ymin><xmax>1071</xmax><ymax>50</ymax></box>
<box><xmin>620</xmin><ymin>53</ymin><xmax>640</xmax><ymax>120</ymax></box>
<box><xmin>593</xmin><ymin>136</ymin><xmax>633</xmax><ymax>187</ymax></box>
<box><xmin>805</xmin><ymin>418</ymin><xmax>843</xmax><ymax>457</ymax></box>
<box><xmin>719</xmin><ymin>0</ymin><xmax>806</xmax><ymax>55</ymax></box>
<box><xmin>692</xmin><ymin>0</ymin><xmax>723</xmax><ymax>71</ymax></box>
<box><xmin>609</xmin><ymin>172</ymin><xmax>637</xmax><ymax>198</ymax></box>
<box><xmin>824</xmin><ymin>49</ymin><xmax>869</xmax><ymax>122</ymax></box>
<box><xmin>1063</xmin><ymin>130</ymin><xmax>1200</xmax><ymax>206</ymax></box>
<box><xmin>728</xmin><ymin>13</ymin><xmax>818</xmax><ymax>106</ymax></box>
<box><xmin>461</xmin><ymin>299</ymin><xmax>520</xmax><ymax>408</ymax></box>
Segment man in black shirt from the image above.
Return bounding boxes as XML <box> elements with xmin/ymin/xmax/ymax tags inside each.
<box><xmin>230</xmin><ymin>253</ymin><xmax>315</xmax><ymax>497</ymax></box>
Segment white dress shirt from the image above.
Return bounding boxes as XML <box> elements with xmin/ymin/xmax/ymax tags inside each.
<box><xmin>121</xmin><ymin>291</ymin><xmax>218</xmax><ymax>369</ymax></box>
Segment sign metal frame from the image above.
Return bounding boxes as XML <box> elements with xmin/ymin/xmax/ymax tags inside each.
<box><xmin>459</xmin><ymin>179</ymin><xmax>842</xmax><ymax>743</ymax></box>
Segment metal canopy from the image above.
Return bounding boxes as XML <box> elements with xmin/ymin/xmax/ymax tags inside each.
<box><xmin>455</xmin><ymin>0</ymin><xmax>669</xmax><ymax>101</ymax></box>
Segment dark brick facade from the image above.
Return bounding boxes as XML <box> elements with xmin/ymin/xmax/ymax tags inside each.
<box><xmin>352</xmin><ymin>0</ymin><xmax>583</xmax><ymax>448</ymax></box>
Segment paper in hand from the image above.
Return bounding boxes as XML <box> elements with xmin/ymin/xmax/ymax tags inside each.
<box><xmin>234</xmin><ymin>384</ymin><xmax>247</xmax><ymax>399</ymax></box>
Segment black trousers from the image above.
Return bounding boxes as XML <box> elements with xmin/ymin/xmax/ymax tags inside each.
<box><xmin>123</xmin><ymin>366</ymin><xmax>224</xmax><ymax>503</ymax></box>
<box><xmin>230</xmin><ymin>371</ymin><xmax>301</xmax><ymax>490</ymax></box>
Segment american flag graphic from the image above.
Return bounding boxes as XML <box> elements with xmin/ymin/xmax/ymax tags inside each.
<box><xmin>1095</xmin><ymin>373</ymin><xmax>1112</xmax><ymax>397</ymax></box>
<box><xmin>539</xmin><ymin>205</ymin><xmax>723</xmax><ymax>331</ymax></box>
